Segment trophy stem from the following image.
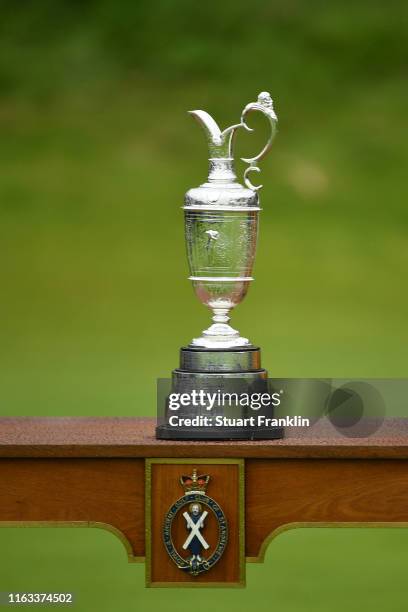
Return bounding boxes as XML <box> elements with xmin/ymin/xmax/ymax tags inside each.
<box><xmin>212</xmin><ymin>306</ymin><xmax>230</xmax><ymax>324</ymax></box>
<box><xmin>191</xmin><ymin>306</ymin><xmax>250</xmax><ymax>349</ymax></box>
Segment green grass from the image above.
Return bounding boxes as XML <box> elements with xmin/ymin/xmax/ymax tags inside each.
<box><xmin>0</xmin><ymin>0</ymin><xmax>407</xmax><ymax>608</ymax></box>
<box><xmin>1</xmin><ymin>527</ymin><xmax>408</xmax><ymax>612</ymax></box>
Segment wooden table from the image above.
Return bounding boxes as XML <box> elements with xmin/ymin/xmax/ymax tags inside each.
<box><xmin>0</xmin><ymin>417</ymin><xmax>407</xmax><ymax>587</ymax></box>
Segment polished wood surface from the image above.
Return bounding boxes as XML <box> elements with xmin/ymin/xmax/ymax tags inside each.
<box><xmin>246</xmin><ymin>458</ymin><xmax>408</xmax><ymax>560</ymax></box>
<box><xmin>148</xmin><ymin>461</ymin><xmax>243</xmax><ymax>586</ymax></box>
<box><xmin>0</xmin><ymin>417</ymin><xmax>407</xmax><ymax>458</ymax></box>
<box><xmin>0</xmin><ymin>458</ymin><xmax>145</xmax><ymax>560</ymax></box>
<box><xmin>0</xmin><ymin>418</ymin><xmax>407</xmax><ymax>586</ymax></box>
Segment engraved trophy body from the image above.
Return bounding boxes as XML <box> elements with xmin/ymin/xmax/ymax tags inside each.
<box><xmin>156</xmin><ymin>92</ymin><xmax>283</xmax><ymax>440</ymax></box>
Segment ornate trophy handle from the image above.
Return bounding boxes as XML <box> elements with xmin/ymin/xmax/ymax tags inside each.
<box><xmin>240</xmin><ymin>91</ymin><xmax>278</xmax><ymax>191</ymax></box>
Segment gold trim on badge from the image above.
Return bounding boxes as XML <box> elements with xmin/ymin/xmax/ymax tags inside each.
<box><xmin>145</xmin><ymin>458</ymin><xmax>245</xmax><ymax>588</ymax></box>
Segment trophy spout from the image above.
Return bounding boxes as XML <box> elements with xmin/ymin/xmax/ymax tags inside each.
<box><xmin>189</xmin><ymin>110</ymin><xmax>222</xmax><ymax>150</ymax></box>
<box><xmin>189</xmin><ymin>109</ymin><xmax>243</xmax><ymax>161</ymax></box>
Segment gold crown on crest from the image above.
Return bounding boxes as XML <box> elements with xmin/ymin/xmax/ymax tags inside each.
<box><xmin>180</xmin><ymin>469</ymin><xmax>210</xmax><ymax>494</ymax></box>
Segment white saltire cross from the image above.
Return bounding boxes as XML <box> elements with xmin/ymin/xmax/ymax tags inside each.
<box><xmin>182</xmin><ymin>510</ymin><xmax>209</xmax><ymax>550</ymax></box>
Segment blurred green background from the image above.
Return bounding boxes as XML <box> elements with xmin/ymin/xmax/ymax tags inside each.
<box><xmin>0</xmin><ymin>0</ymin><xmax>407</xmax><ymax>609</ymax></box>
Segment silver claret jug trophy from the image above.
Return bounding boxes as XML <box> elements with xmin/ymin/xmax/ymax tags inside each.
<box><xmin>156</xmin><ymin>92</ymin><xmax>284</xmax><ymax>440</ymax></box>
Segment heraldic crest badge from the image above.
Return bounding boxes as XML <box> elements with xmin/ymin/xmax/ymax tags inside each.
<box><xmin>162</xmin><ymin>469</ymin><xmax>228</xmax><ymax>576</ymax></box>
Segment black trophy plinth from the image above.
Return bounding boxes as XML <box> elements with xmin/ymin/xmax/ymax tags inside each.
<box><xmin>156</xmin><ymin>345</ymin><xmax>284</xmax><ymax>440</ymax></box>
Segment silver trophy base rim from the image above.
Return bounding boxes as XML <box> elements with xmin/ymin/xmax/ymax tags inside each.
<box><xmin>179</xmin><ymin>344</ymin><xmax>261</xmax><ymax>373</ymax></box>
